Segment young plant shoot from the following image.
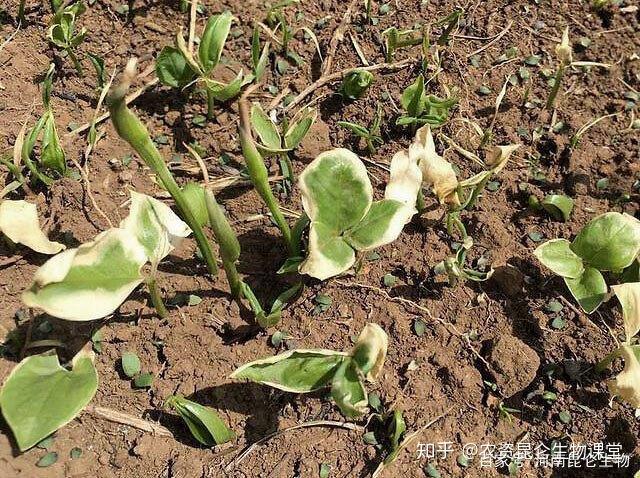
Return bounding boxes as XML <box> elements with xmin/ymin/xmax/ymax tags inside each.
<box><xmin>534</xmin><ymin>212</ymin><xmax>640</xmax><ymax>313</ymax></box>
<box><xmin>22</xmin><ymin>191</ymin><xmax>191</xmax><ymax>321</ymax></box>
<box><xmin>231</xmin><ymin>323</ymin><xmax>388</xmax><ymax>418</ymax></box>
<box><xmin>382</xmin><ymin>27</ymin><xmax>423</xmax><ymax>62</ymax></box>
<box><xmin>398</xmin><ymin>74</ymin><xmax>458</xmax><ymax>127</ymax></box>
<box><xmin>546</xmin><ymin>27</ymin><xmax>571</xmax><ymax>110</ymax></box>
<box><xmin>47</xmin><ymin>2</ymin><xmax>87</xmax><ymax>76</ymax></box>
<box><xmin>297</xmin><ymin>144</ymin><xmax>421</xmax><ymax>280</ymax></box>
<box><xmin>338</xmin><ymin>103</ymin><xmax>384</xmax><ymax>155</ymax></box>
<box><xmin>20</xmin><ymin>65</ymin><xmax>66</xmax><ymax>185</ymax></box>
<box><xmin>155</xmin><ymin>11</ymin><xmax>253</xmax><ymax>119</ymax></box>
<box><xmin>108</xmin><ymin>59</ymin><xmax>218</xmax><ymax>276</ymax></box>
<box><xmin>0</xmin><ymin>348</ymin><xmax>98</xmax><ymax>451</ymax></box>
<box><xmin>340</xmin><ymin>70</ymin><xmax>374</xmax><ymax>101</ymax></box>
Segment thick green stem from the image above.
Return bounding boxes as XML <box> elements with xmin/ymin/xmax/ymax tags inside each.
<box><xmin>107</xmin><ymin>62</ymin><xmax>218</xmax><ymax>276</ymax></box>
<box><xmin>238</xmin><ymin>101</ymin><xmax>293</xmax><ymax>253</ymax></box>
<box><xmin>546</xmin><ymin>63</ymin><xmax>566</xmax><ymax>110</ymax></box>
<box><xmin>146</xmin><ymin>277</ymin><xmax>168</xmax><ymax>318</ymax></box>
<box><xmin>206</xmin><ymin>88</ymin><xmax>215</xmax><ymax>120</ymax></box>
<box><xmin>204</xmin><ymin>189</ymin><xmax>243</xmax><ymax>298</ymax></box>
<box><xmin>67</xmin><ymin>49</ymin><xmax>84</xmax><ymax>77</ymax></box>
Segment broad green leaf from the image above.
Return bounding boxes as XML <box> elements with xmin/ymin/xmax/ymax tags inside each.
<box><xmin>534</xmin><ymin>239</ymin><xmax>584</xmax><ymax>279</ymax></box>
<box><xmin>181</xmin><ymin>182</ymin><xmax>209</xmax><ymax>227</ymax></box>
<box><xmin>250</xmin><ymin>102</ymin><xmax>282</xmax><ymax>151</ymax></box>
<box><xmin>155</xmin><ymin>46</ymin><xmax>196</xmax><ymax>88</ymax></box>
<box><xmin>299</xmin><ymin>222</ymin><xmax>356</xmax><ymax>280</ymax></box>
<box><xmin>299</xmin><ymin>148</ymin><xmax>372</xmax><ymax>233</ymax></box>
<box><xmin>22</xmin><ymin>228</ymin><xmax>147</xmax><ymax>321</ymax></box>
<box><xmin>40</xmin><ymin>114</ymin><xmax>66</xmax><ymax>174</ymax></box>
<box><xmin>608</xmin><ymin>345</ymin><xmax>640</xmax><ymax>408</ymax></box>
<box><xmin>231</xmin><ymin>349</ymin><xmax>347</xmax><ymax>393</ymax></box>
<box><xmin>166</xmin><ymin>395</ymin><xmax>234</xmax><ymax>446</ymax></box>
<box><xmin>0</xmin><ymin>349</ymin><xmax>98</xmax><ymax>451</ymax></box>
<box><xmin>330</xmin><ymin>358</ymin><xmax>367</xmax><ymax>418</ymax></box>
<box><xmin>350</xmin><ymin>323</ymin><xmax>388</xmax><ymax>381</ymax></box>
<box><xmin>612</xmin><ymin>283</ymin><xmax>640</xmax><ymax>342</ymax></box>
<box><xmin>343</xmin><ymin>199</ymin><xmax>409</xmax><ymax>251</ymax></box>
<box><xmin>622</xmin><ymin>259</ymin><xmax>640</xmax><ymax>283</ymax></box>
<box><xmin>120</xmin><ymin>191</ymin><xmax>191</xmax><ymax>265</ymax></box>
<box><xmin>401</xmin><ymin>74</ymin><xmax>425</xmax><ymax>117</ymax></box>
<box><xmin>0</xmin><ymin>200</ymin><xmax>65</xmax><ymax>255</ymax></box>
<box><xmin>204</xmin><ymin>71</ymin><xmax>244</xmax><ymax>102</ymax></box>
<box><xmin>284</xmin><ymin>106</ymin><xmax>317</xmax><ymax>149</ymax></box>
<box><xmin>541</xmin><ymin>194</ymin><xmax>574</xmax><ymax>221</ymax></box>
<box><xmin>570</xmin><ymin>212</ymin><xmax>640</xmax><ymax>271</ymax></box>
<box><xmin>198</xmin><ymin>12</ymin><xmax>234</xmax><ymax>73</ymax></box>
<box><xmin>564</xmin><ymin>266</ymin><xmax>607</xmax><ymax>314</ymax></box>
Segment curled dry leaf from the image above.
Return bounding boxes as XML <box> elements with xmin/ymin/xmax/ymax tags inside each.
<box><xmin>608</xmin><ymin>345</ymin><xmax>640</xmax><ymax>409</ymax></box>
<box><xmin>0</xmin><ymin>200</ymin><xmax>65</xmax><ymax>255</ymax></box>
<box><xmin>351</xmin><ymin>323</ymin><xmax>388</xmax><ymax>381</ymax></box>
<box><xmin>556</xmin><ymin>26</ymin><xmax>572</xmax><ymax>64</ymax></box>
<box><xmin>485</xmin><ymin>143</ymin><xmax>521</xmax><ymax>173</ymax></box>
<box><xmin>411</xmin><ymin>125</ymin><xmax>459</xmax><ymax>205</ymax></box>
<box><xmin>612</xmin><ymin>282</ymin><xmax>640</xmax><ymax>342</ymax></box>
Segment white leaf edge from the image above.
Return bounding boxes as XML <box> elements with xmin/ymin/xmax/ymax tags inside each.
<box><xmin>0</xmin><ymin>200</ymin><xmax>65</xmax><ymax>255</ymax></box>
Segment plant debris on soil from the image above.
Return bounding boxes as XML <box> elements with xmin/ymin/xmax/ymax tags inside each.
<box><xmin>0</xmin><ymin>0</ymin><xmax>639</xmax><ymax>477</ymax></box>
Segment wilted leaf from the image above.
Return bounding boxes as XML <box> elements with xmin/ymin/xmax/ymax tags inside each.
<box><xmin>250</xmin><ymin>102</ymin><xmax>282</xmax><ymax>152</ymax></box>
<box><xmin>612</xmin><ymin>283</ymin><xmax>640</xmax><ymax>341</ymax></box>
<box><xmin>350</xmin><ymin>323</ymin><xmax>388</xmax><ymax>381</ymax></box>
<box><xmin>412</xmin><ymin>125</ymin><xmax>459</xmax><ymax>205</ymax></box>
<box><xmin>331</xmin><ymin>358</ymin><xmax>367</xmax><ymax>418</ymax></box>
<box><xmin>0</xmin><ymin>349</ymin><xmax>98</xmax><ymax>451</ymax></box>
<box><xmin>608</xmin><ymin>345</ymin><xmax>640</xmax><ymax>408</ymax></box>
<box><xmin>0</xmin><ymin>200</ymin><xmax>65</xmax><ymax>255</ymax></box>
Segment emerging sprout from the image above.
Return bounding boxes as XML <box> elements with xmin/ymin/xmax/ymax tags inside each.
<box><xmin>338</xmin><ymin>103</ymin><xmax>384</xmax><ymax>155</ymax></box>
<box><xmin>397</xmin><ymin>74</ymin><xmax>457</xmax><ymax>127</ymax></box>
<box><xmin>546</xmin><ymin>27</ymin><xmax>571</xmax><ymax>110</ymax></box>
<box><xmin>382</xmin><ymin>27</ymin><xmax>423</xmax><ymax>62</ymax></box>
<box><xmin>155</xmin><ymin>11</ymin><xmax>250</xmax><ymax>119</ymax></box>
<box><xmin>231</xmin><ymin>323</ymin><xmax>388</xmax><ymax>418</ymax></box>
<box><xmin>340</xmin><ymin>70</ymin><xmax>374</xmax><ymax>101</ymax></box>
<box><xmin>534</xmin><ymin>212</ymin><xmax>640</xmax><ymax>313</ymax></box>
<box><xmin>47</xmin><ymin>2</ymin><xmax>87</xmax><ymax>76</ymax></box>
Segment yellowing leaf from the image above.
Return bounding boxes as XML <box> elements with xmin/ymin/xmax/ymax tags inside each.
<box><xmin>120</xmin><ymin>191</ymin><xmax>191</xmax><ymax>265</ymax></box>
<box><xmin>556</xmin><ymin>26</ymin><xmax>572</xmax><ymax>64</ymax></box>
<box><xmin>22</xmin><ymin>228</ymin><xmax>147</xmax><ymax>321</ymax></box>
<box><xmin>612</xmin><ymin>283</ymin><xmax>640</xmax><ymax>342</ymax></box>
<box><xmin>0</xmin><ymin>200</ymin><xmax>65</xmax><ymax>255</ymax></box>
<box><xmin>485</xmin><ymin>143</ymin><xmax>521</xmax><ymax>174</ymax></box>
<box><xmin>412</xmin><ymin>125</ymin><xmax>459</xmax><ymax>205</ymax></box>
<box><xmin>385</xmin><ymin>151</ymin><xmax>422</xmax><ymax>212</ymax></box>
<box><xmin>608</xmin><ymin>345</ymin><xmax>640</xmax><ymax>408</ymax></box>
<box><xmin>351</xmin><ymin>323</ymin><xmax>388</xmax><ymax>381</ymax></box>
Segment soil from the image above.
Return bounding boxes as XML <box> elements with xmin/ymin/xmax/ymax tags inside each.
<box><xmin>0</xmin><ymin>0</ymin><xmax>639</xmax><ymax>477</ymax></box>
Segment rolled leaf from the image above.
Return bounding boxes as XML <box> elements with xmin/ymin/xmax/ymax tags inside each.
<box><xmin>40</xmin><ymin>114</ymin><xmax>66</xmax><ymax>174</ymax></box>
<box><xmin>204</xmin><ymin>71</ymin><xmax>245</xmax><ymax>102</ymax></box>
<box><xmin>198</xmin><ymin>11</ymin><xmax>234</xmax><ymax>73</ymax></box>
<box><xmin>231</xmin><ymin>349</ymin><xmax>347</xmax><ymax>393</ymax></box>
<box><xmin>564</xmin><ymin>266</ymin><xmax>607</xmax><ymax>314</ymax></box>
<box><xmin>330</xmin><ymin>358</ymin><xmax>368</xmax><ymax>418</ymax></box>
<box><xmin>0</xmin><ymin>200</ymin><xmax>65</xmax><ymax>255</ymax></box>
<box><xmin>608</xmin><ymin>345</ymin><xmax>640</xmax><ymax>408</ymax></box>
<box><xmin>22</xmin><ymin>228</ymin><xmax>147</xmax><ymax>321</ymax></box>
<box><xmin>166</xmin><ymin>395</ymin><xmax>234</xmax><ymax>446</ymax></box>
<box><xmin>0</xmin><ymin>349</ymin><xmax>98</xmax><ymax>451</ymax></box>
<box><xmin>541</xmin><ymin>194</ymin><xmax>573</xmax><ymax>222</ymax></box>
<box><xmin>570</xmin><ymin>212</ymin><xmax>640</xmax><ymax>271</ymax></box>
<box><xmin>612</xmin><ymin>283</ymin><xmax>640</xmax><ymax>342</ymax></box>
<box><xmin>120</xmin><ymin>191</ymin><xmax>191</xmax><ymax>265</ymax></box>
<box><xmin>350</xmin><ymin>323</ymin><xmax>388</xmax><ymax>381</ymax></box>
<box><xmin>181</xmin><ymin>182</ymin><xmax>209</xmax><ymax>227</ymax></box>
<box><xmin>250</xmin><ymin>102</ymin><xmax>282</xmax><ymax>152</ymax></box>
<box><xmin>485</xmin><ymin>144</ymin><xmax>521</xmax><ymax>174</ymax></box>
<box><xmin>155</xmin><ymin>46</ymin><xmax>196</xmax><ymax>88</ymax></box>
<box><xmin>534</xmin><ymin>239</ymin><xmax>584</xmax><ymax>279</ymax></box>
<box><xmin>412</xmin><ymin>125</ymin><xmax>459</xmax><ymax>205</ymax></box>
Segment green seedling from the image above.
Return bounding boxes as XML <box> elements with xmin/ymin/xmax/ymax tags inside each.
<box><xmin>364</xmin><ymin>0</ymin><xmax>373</xmax><ymax>22</ymax></box>
<box><xmin>249</xmin><ymin>101</ymin><xmax>317</xmax><ymax>195</ymax></box>
<box><xmin>155</xmin><ymin>11</ymin><xmax>251</xmax><ymax>119</ymax></box>
<box><xmin>570</xmin><ymin>113</ymin><xmax>619</xmax><ymax>148</ymax></box>
<box><xmin>0</xmin><ymin>348</ymin><xmax>98</xmax><ymax>451</ymax></box>
<box><xmin>340</xmin><ymin>70</ymin><xmax>374</xmax><ymax>100</ymax></box>
<box><xmin>109</xmin><ymin>59</ymin><xmax>218</xmax><ymax>276</ymax></box>
<box><xmin>382</xmin><ymin>26</ymin><xmax>423</xmax><ymax>62</ymax></box>
<box><xmin>434</xmin><ymin>237</ymin><xmax>492</xmax><ymax>286</ymax></box>
<box><xmin>595</xmin><ymin>282</ymin><xmax>640</xmax><ymax>409</ymax></box>
<box><xmin>529</xmin><ymin>194</ymin><xmax>574</xmax><ymax>222</ymax></box>
<box><xmin>48</xmin><ymin>2</ymin><xmax>87</xmax><ymax>76</ymax></box>
<box><xmin>534</xmin><ymin>212</ymin><xmax>640</xmax><ymax>313</ymax></box>
<box><xmin>297</xmin><ymin>144</ymin><xmax>421</xmax><ymax>280</ymax></box>
<box><xmin>435</xmin><ymin>8</ymin><xmax>463</xmax><ymax>46</ymax></box>
<box><xmin>20</xmin><ymin>65</ymin><xmax>66</xmax><ymax>185</ymax></box>
<box><xmin>397</xmin><ymin>74</ymin><xmax>458</xmax><ymax>127</ymax></box>
<box><xmin>23</xmin><ymin>190</ymin><xmax>192</xmax><ymax>320</ymax></box>
<box><xmin>232</xmin><ymin>323</ymin><xmax>388</xmax><ymax>418</ymax></box>
<box><xmin>166</xmin><ymin>395</ymin><xmax>234</xmax><ymax>446</ymax></box>
<box><xmin>0</xmin><ymin>199</ymin><xmax>65</xmax><ymax>255</ymax></box>
<box><xmin>338</xmin><ymin>103</ymin><xmax>384</xmax><ymax>155</ymax></box>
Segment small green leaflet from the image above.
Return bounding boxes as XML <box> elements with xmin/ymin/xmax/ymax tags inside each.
<box><xmin>121</xmin><ymin>351</ymin><xmax>141</xmax><ymax>378</ymax></box>
<box><xmin>155</xmin><ymin>46</ymin><xmax>197</xmax><ymax>88</ymax></box>
<box><xmin>0</xmin><ymin>349</ymin><xmax>98</xmax><ymax>451</ymax></box>
<box><xmin>166</xmin><ymin>395</ymin><xmax>234</xmax><ymax>446</ymax></box>
<box><xmin>541</xmin><ymin>194</ymin><xmax>573</xmax><ymax>221</ymax></box>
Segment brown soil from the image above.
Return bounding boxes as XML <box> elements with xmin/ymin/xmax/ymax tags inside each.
<box><xmin>0</xmin><ymin>0</ymin><xmax>639</xmax><ymax>477</ymax></box>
